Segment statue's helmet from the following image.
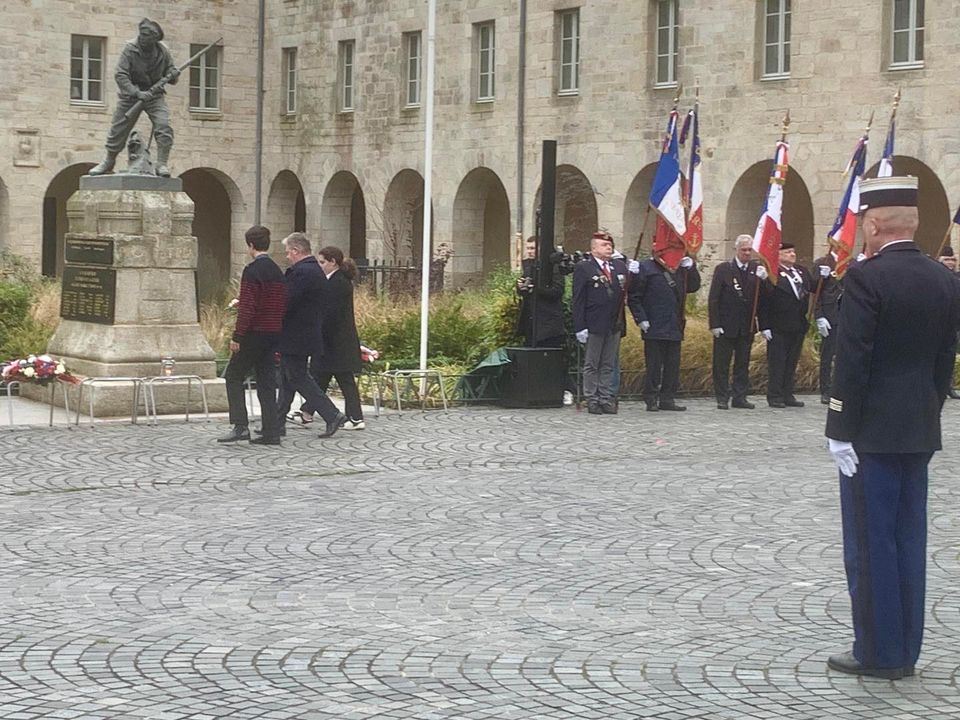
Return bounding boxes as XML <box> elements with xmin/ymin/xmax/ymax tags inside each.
<box><xmin>138</xmin><ymin>18</ymin><xmax>164</xmax><ymax>41</ymax></box>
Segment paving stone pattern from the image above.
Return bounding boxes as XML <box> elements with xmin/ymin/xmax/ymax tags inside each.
<box><xmin>1</xmin><ymin>399</ymin><xmax>959</xmax><ymax>719</ymax></box>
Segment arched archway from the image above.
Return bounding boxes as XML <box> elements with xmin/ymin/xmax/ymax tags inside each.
<box><xmin>382</xmin><ymin>169</ymin><xmax>432</xmax><ymax>263</ymax></box>
<box><xmin>321</xmin><ymin>171</ymin><xmax>367</xmax><ymax>260</ymax></box>
<box><xmin>866</xmin><ymin>156</ymin><xmax>949</xmax><ymax>255</ymax></box>
<box><xmin>180</xmin><ymin>168</ymin><xmax>238</xmax><ymax>302</ymax></box>
<box><xmin>42</xmin><ymin>163</ymin><xmax>95</xmax><ymax>277</ymax></box>
<box><xmin>265</xmin><ymin>170</ymin><xmax>306</xmax><ymax>264</ymax></box>
<box><xmin>451</xmin><ymin>168</ymin><xmax>511</xmax><ymax>286</ymax></box>
<box><xmin>533</xmin><ymin>164</ymin><xmax>598</xmax><ymax>252</ymax></box>
<box><xmin>726</xmin><ymin>161</ymin><xmax>815</xmax><ymax>262</ymax></box>
<box><xmin>0</xmin><ymin>175</ymin><xmax>8</xmax><ymax>254</ymax></box>
<box><xmin>622</xmin><ymin>163</ymin><xmax>659</xmax><ymax>255</ymax></box>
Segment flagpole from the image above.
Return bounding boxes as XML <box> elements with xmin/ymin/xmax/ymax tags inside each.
<box><xmin>418</xmin><ymin>0</ymin><xmax>437</xmax><ymax>373</ymax></box>
<box><xmin>935</xmin><ymin>222</ymin><xmax>954</xmax><ymax>259</ymax></box>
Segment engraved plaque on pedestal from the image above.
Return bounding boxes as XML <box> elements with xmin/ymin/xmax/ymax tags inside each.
<box><xmin>65</xmin><ymin>238</ymin><xmax>115</xmax><ymax>266</ymax></box>
<box><xmin>60</xmin><ymin>266</ymin><xmax>116</xmax><ymax>324</ymax></box>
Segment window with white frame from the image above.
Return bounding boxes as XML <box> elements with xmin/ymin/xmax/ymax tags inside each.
<box><xmin>891</xmin><ymin>0</ymin><xmax>924</xmax><ymax>66</ymax></box>
<box><xmin>762</xmin><ymin>0</ymin><xmax>791</xmax><ymax>77</ymax></box>
<box><xmin>404</xmin><ymin>32</ymin><xmax>422</xmax><ymax>107</ymax></box>
<box><xmin>70</xmin><ymin>35</ymin><xmax>105</xmax><ymax>103</ymax></box>
<box><xmin>189</xmin><ymin>43</ymin><xmax>221</xmax><ymax>111</ymax></box>
<box><xmin>476</xmin><ymin>22</ymin><xmax>495</xmax><ymax>102</ymax></box>
<box><xmin>283</xmin><ymin>47</ymin><xmax>298</xmax><ymax>114</ymax></box>
<box><xmin>339</xmin><ymin>40</ymin><xmax>355</xmax><ymax>111</ymax></box>
<box><xmin>557</xmin><ymin>9</ymin><xmax>580</xmax><ymax>95</ymax></box>
<box><xmin>655</xmin><ymin>0</ymin><xmax>679</xmax><ymax>86</ymax></box>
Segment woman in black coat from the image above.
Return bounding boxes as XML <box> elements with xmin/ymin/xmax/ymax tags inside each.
<box><xmin>302</xmin><ymin>246</ymin><xmax>365</xmax><ymax>429</ymax></box>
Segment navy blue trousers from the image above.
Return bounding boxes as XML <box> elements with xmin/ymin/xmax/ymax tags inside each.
<box><xmin>839</xmin><ymin>452</ymin><xmax>931</xmax><ymax>670</ymax></box>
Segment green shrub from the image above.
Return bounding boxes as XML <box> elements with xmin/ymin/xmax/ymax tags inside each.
<box><xmin>0</xmin><ymin>282</ymin><xmax>33</xmax><ymax>358</ymax></box>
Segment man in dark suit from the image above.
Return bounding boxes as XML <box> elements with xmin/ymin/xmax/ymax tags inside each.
<box><xmin>517</xmin><ymin>237</ymin><xmax>566</xmax><ymax>348</ymax></box>
<box><xmin>708</xmin><ymin>234</ymin><xmax>767</xmax><ymax>410</ymax></box>
<box><xmin>628</xmin><ymin>252</ymin><xmax>701</xmax><ymax>411</ymax></box>
<box><xmin>274</xmin><ymin>233</ymin><xmax>346</xmax><ymax>441</ymax></box>
<box><xmin>825</xmin><ymin>176</ymin><xmax>960</xmax><ymax>680</ymax></box>
<box><xmin>758</xmin><ymin>242</ymin><xmax>814</xmax><ymax>408</ymax></box>
<box><xmin>572</xmin><ymin>231</ymin><xmax>628</xmax><ymax>414</ymax></box>
<box><xmin>812</xmin><ymin>248</ymin><xmax>841</xmax><ymax>404</ymax></box>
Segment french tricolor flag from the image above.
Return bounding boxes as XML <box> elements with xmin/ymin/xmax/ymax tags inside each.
<box><xmin>878</xmin><ymin>118</ymin><xmax>895</xmax><ymax>178</ymax></box>
<box><xmin>752</xmin><ymin>140</ymin><xmax>789</xmax><ymax>281</ymax></box>
<box><xmin>829</xmin><ymin>137</ymin><xmax>868</xmax><ymax>277</ymax></box>
<box><xmin>649</xmin><ymin>109</ymin><xmax>687</xmax><ymax>238</ymax></box>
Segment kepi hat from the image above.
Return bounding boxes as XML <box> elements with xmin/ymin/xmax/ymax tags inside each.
<box><xmin>858</xmin><ymin>176</ymin><xmax>918</xmax><ymax>212</ymax></box>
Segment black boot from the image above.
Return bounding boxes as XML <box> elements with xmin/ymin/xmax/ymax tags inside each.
<box><xmin>217</xmin><ymin>424</ymin><xmax>250</xmax><ymax>443</ymax></box>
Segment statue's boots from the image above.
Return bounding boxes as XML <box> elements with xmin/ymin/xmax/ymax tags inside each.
<box><xmin>88</xmin><ymin>151</ymin><xmax>118</xmax><ymax>176</ymax></box>
<box><xmin>155</xmin><ymin>146</ymin><xmax>171</xmax><ymax>178</ymax></box>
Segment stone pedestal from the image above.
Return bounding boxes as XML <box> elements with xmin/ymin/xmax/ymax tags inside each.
<box><xmin>36</xmin><ymin>174</ymin><xmax>229</xmax><ymax>416</ymax></box>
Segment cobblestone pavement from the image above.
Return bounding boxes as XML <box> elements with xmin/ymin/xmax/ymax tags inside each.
<box><xmin>2</xmin><ymin>398</ymin><xmax>959</xmax><ymax>719</ymax></box>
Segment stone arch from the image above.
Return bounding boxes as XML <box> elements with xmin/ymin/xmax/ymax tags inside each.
<box><xmin>180</xmin><ymin>167</ymin><xmax>241</xmax><ymax>302</ymax></box>
<box><xmin>265</xmin><ymin>170</ymin><xmax>306</xmax><ymax>263</ymax></box>
<box><xmin>0</xmin><ymin>175</ymin><xmax>8</xmax><ymax>254</ymax></box>
<box><xmin>382</xmin><ymin>169</ymin><xmax>432</xmax><ymax>263</ymax></box>
<box><xmin>622</xmin><ymin>163</ymin><xmax>659</xmax><ymax>255</ymax></box>
<box><xmin>42</xmin><ymin>163</ymin><xmax>95</xmax><ymax>277</ymax></box>
<box><xmin>451</xmin><ymin>167</ymin><xmax>511</xmax><ymax>286</ymax></box>
<box><xmin>533</xmin><ymin>164</ymin><xmax>598</xmax><ymax>252</ymax></box>
<box><xmin>865</xmin><ymin>156</ymin><xmax>949</xmax><ymax>256</ymax></box>
<box><xmin>725</xmin><ymin>160</ymin><xmax>815</xmax><ymax>262</ymax></box>
<box><xmin>321</xmin><ymin>171</ymin><xmax>367</xmax><ymax>260</ymax></box>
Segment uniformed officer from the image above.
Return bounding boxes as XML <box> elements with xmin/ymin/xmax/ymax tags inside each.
<box><xmin>826</xmin><ymin>176</ymin><xmax>960</xmax><ymax>680</ymax></box>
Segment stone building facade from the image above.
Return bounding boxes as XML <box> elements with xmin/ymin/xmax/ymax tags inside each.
<box><xmin>2</xmin><ymin>0</ymin><xmax>958</xmax><ymax>297</ymax></box>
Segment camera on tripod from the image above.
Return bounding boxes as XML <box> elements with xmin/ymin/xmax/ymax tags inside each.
<box><xmin>548</xmin><ymin>246</ymin><xmax>589</xmax><ymax>275</ymax></box>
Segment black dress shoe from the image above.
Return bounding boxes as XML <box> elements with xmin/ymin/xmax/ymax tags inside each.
<box><xmin>949</xmin><ymin>389</ymin><xmax>960</xmax><ymax>400</ymax></box>
<box><xmin>645</xmin><ymin>403</ymin><xmax>659</xmax><ymax>412</ymax></box>
<box><xmin>254</xmin><ymin>424</ymin><xmax>286</xmax><ymax>437</ymax></box>
<box><xmin>821</xmin><ymin>394</ymin><xmax>831</xmax><ymax>405</ymax></box>
<box><xmin>732</xmin><ymin>400</ymin><xmax>755</xmax><ymax>409</ymax></box>
<box><xmin>601</xmin><ymin>403</ymin><xmax>618</xmax><ymax>415</ymax></box>
<box><xmin>318</xmin><ymin>412</ymin><xmax>347</xmax><ymax>438</ymax></box>
<box><xmin>250</xmin><ymin>436</ymin><xmax>281</xmax><ymax>446</ymax></box>
<box><xmin>784</xmin><ymin>398</ymin><xmax>805</xmax><ymax>407</ymax></box>
<box><xmin>827</xmin><ymin>650</ymin><xmax>910</xmax><ymax>680</ymax></box>
<box><xmin>768</xmin><ymin>400</ymin><xmax>786</xmax><ymax>408</ymax></box>
<box><xmin>659</xmin><ymin>401</ymin><xmax>686</xmax><ymax>411</ymax></box>
<box><xmin>717</xmin><ymin>401</ymin><xmax>729</xmax><ymax>410</ymax></box>
<box><xmin>217</xmin><ymin>425</ymin><xmax>250</xmax><ymax>443</ymax></box>
<box><xmin>587</xmin><ymin>402</ymin><xmax>604</xmax><ymax>415</ymax></box>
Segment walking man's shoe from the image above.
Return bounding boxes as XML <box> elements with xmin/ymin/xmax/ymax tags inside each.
<box><xmin>827</xmin><ymin>651</ymin><xmax>912</xmax><ymax>680</ymax></box>
<box><xmin>318</xmin><ymin>412</ymin><xmax>347</xmax><ymax>438</ymax></box>
<box><xmin>342</xmin><ymin>418</ymin><xmax>366</xmax><ymax>430</ymax></box>
<box><xmin>250</xmin><ymin>436</ymin><xmax>281</xmax><ymax>446</ymax></box>
<box><xmin>217</xmin><ymin>425</ymin><xmax>250</xmax><ymax>443</ymax></box>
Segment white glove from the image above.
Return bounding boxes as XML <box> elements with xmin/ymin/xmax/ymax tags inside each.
<box><xmin>816</xmin><ymin>317</ymin><xmax>831</xmax><ymax>338</ymax></box>
<box><xmin>829</xmin><ymin>438</ymin><xmax>859</xmax><ymax>478</ymax></box>
<box><xmin>819</xmin><ymin>265</ymin><xmax>831</xmax><ymax>278</ymax></box>
<box><xmin>761</xmin><ymin>329</ymin><xmax>773</xmax><ymax>342</ymax></box>
<box><xmin>679</xmin><ymin>256</ymin><xmax>694</xmax><ymax>269</ymax></box>
<box><xmin>639</xmin><ymin>321</ymin><xmax>651</xmax><ymax>332</ymax></box>
<box><xmin>856</xmin><ymin>253</ymin><xmax>867</xmax><ymax>262</ymax></box>
<box><xmin>755</xmin><ymin>265</ymin><xmax>768</xmax><ymax>281</ymax></box>
<box><xmin>575</xmin><ymin>329</ymin><xmax>589</xmax><ymax>344</ymax></box>
<box><xmin>711</xmin><ymin>328</ymin><xmax>724</xmax><ymax>338</ymax></box>
<box><xmin>628</xmin><ymin>259</ymin><xmax>640</xmax><ymax>274</ymax></box>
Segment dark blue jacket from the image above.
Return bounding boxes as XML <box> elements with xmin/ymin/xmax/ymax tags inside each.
<box><xmin>313</xmin><ymin>269</ymin><xmax>362</xmax><ymax>374</ymax></box>
<box><xmin>826</xmin><ymin>242</ymin><xmax>960</xmax><ymax>453</ymax></box>
<box><xmin>278</xmin><ymin>255</ymin><xmax>324</xmax><ymax>356</ymax></box>
<box><xmin>572</xmin><ymin>257</ymin><xmax>628</xmax><ymax>337</ymax></box>
<box><xmin>628</xmin><ymin>259</ymin><xmax>701</xmax><ymax>341</ymax></box>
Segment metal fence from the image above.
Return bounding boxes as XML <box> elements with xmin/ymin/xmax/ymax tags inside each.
<box><xmin>354</xmin><ymin>258</ymin><xmax>446</xmax><ymax>297</ymax></box>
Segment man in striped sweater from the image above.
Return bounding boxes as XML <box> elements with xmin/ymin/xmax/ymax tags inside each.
<box><xmin>218</xmin><ymin>225</ymin><xmax>288</xmax><ymax>445</ymax></box>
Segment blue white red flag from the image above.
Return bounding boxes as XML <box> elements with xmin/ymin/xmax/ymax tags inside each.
<box><xmin>878</xmin><ymin>118</ymin><xmax>895</xmax><ymax>177</ymax></box>
<box><xmin>828</xmin><ymin>136</ymin><xmax>868</xmax><ymax>277</ymax></box>
<box><xmin>649</xmin><ymin>109</ymin><xmax>687</xmax><ymax>239</ymax></box>
<box><xmin>752</xmin><ymin>140</ymin><xmax>789</xmax><ymax>281</ymax></box>
<box><xmin>953</xmin><ymin>206</ymin><xmax>960</xmax><ymax>226</ymax></box>
<box><xmin>680</xmin><ymin>106</ymin><xmax>703</xmax><ymax>255</ymax></box>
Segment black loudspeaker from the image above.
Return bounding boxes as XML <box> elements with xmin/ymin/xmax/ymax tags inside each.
<box><xmin>499</xmin><ymin>347</ymin><xmax>565</xmax><ymax>408</ymax></box>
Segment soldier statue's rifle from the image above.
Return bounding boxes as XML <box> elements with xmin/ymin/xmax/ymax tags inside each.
<box><xmin>124</xmin><ymin>37</ymin><xmax>223</xmax><ymax>120</ymax></box>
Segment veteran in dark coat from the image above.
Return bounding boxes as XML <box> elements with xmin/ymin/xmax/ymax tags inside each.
<box><xmin>275</xmin><ymin>233</ymin><xmax>346</xmax><ymax>439</ymax></box>
<box><xmin>825</xmin><ymin>176</ymin><xmax>960</xmax><ymax>680</ymax></box>
<box><xmin>517</xmin><ymin>238</ymin><xmax>566</xmax><ymax>348</ymax></box>
<box><xmin>757</xmin><ymin>242</ymin><xmax>814</xmax><ymax>408</ymax></box>
<box><xmin>812</xmin><ymin>249</ymin><xmax>842</xmax><ymax>404</ymax></box>
<box><xmin>708</xmin><ymin>235</ymin><xmax>765</xmax><ymax>409</ymax></box>
<box><xmin>572</xmin><ymin>232</ymin><xmax>628</xmax><ymax>414</ymax></box>
<box><xmin>628</xmin><ymin>255</ymin><xmax>701</xmax><ymax>411</ymax></box>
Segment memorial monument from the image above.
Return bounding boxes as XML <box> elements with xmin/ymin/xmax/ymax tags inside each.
<box><xmin>34</xmin><ymin>21</ymin><xmax>227</xmax><ymax>415</ymax></box>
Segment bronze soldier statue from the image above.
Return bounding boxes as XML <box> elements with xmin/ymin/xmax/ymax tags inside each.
<box><xmin>89</xmin><ymin>18</ymin><xmax>179</xmax><ymax>178</ymax></box>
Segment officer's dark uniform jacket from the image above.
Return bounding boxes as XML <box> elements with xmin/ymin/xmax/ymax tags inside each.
<box><xmin>628</xmin><ymin>259</ymin><xmax>701</xmax><ymax>341</ymax></box>
<box><xmin>813</xmin><ymin>253</ymin><xmax>842</xmax><ymax>325</ymax></box>
<box><xmin>758</xmin><ymin>264</ymin><xmax>814</xmax><ymax>333</ymax></box>
<box><xmin>517</xmin><ymin>258</ymin><xmax>565</xmax><ymax>343</ymax></box>
<box><xmin>572</xmin><ymin>257</ymin><xmax>628</xmax><ymax>338</ymax></box>
<box><xmin>708</xmin><ymin>259</ymin><xmax>761</xmax><ymax>337</ymax></box>
<box><xmin>826</xmin><ymin>241</ymin><xmax>960</xmax><ymax>453</ymax></box>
